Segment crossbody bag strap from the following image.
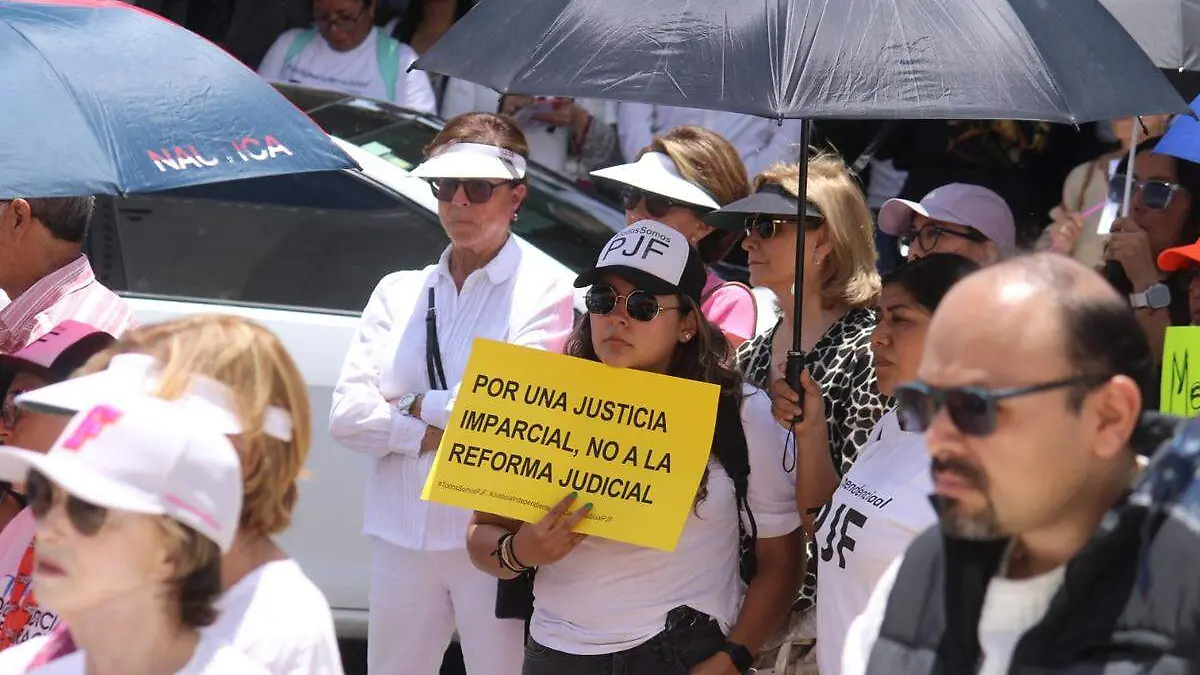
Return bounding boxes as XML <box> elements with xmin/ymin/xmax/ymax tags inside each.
<box><xmin>425</xmin><ymin>287</ymin><xmax>448</xmax><ymax>390</ymax></box>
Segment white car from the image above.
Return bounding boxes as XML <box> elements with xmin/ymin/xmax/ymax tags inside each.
<box><xmin>84</xmin><ymin>85</ymin><xmax>776</xmax><ymax>640</ymax></box>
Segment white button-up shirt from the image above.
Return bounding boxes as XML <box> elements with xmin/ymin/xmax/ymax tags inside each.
<box><xmin>329</xmin><ymin>236</ymin><xmax>576</xmax><ymax>550</ymax></box>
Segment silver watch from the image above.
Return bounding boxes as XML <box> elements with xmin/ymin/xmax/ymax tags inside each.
<box><xmin>395</xmin><ymin>393</ymin><xmax>419</xmax><ymax>416</ymax></box>
<box><xmin>1130</xmin><ymin>283</ymin><xmax>1171</xmax><ymax>310</ymax></box>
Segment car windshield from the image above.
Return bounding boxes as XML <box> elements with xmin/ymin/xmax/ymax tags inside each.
<box><xmin>281</xmin><ymin>86</ymin><xmax>623</xmax><ymax>272</ymax></box>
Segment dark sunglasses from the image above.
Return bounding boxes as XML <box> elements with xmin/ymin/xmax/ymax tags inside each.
<box><xmin>902</xmin><ymin>223</ymin><xmax>990</xmax><ymax>254</ymax></box>
<box><xmin>620</xmin><ymin>188</ymin><xmax>707</xmax><ymax>219</ymax></box>
<box><xmin>1108</xmin><ymin>173</ymin><xmax>1182</xmax><ymax>211</ymax></box>
<box><xmin>430</xmin><ymin>178</ymin><xmax>518</xmax><ymax>204</ymax></box>
<box><xmin>584</xmin><ymin>285</ymin><xmax>683</xmax><ymax>322</ymax></box>
<box><xmin>744</xmin><ymin>215</ymin><xmax>798</xmax><ymax>240</ymax></box>
<box><xmin>26</xmin><ymin>469</ymin><xmax>108</xmax><ymax>536</ymax></box>
<box><xmin>1</xmin><ymin>389</ymin><xmax>26</xmax><ymax>430</ymax></box>
<box><xmin>315</xmin><ymin>4</ymin><xmax>367</xmax><ymax>32</ymax></box>
<box><xmin>895</xmin><ymin>373</ymin><xmax>1110</xmax><ymax>437</ymax></box>
<box><xmin>743</xmin><ymin>214</ymin><xmax>821</xmax><ymax>239</ymax></box>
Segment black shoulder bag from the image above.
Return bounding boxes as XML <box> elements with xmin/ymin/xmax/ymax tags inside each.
<box><xmin>425</xmin><ymin>287</ymin><xmax>535</xmax><ymax>620</ymax></box>
<box><xmin>712</xmin><ymin>391</ymin><xmax>759</xmax><ymax>584</ymax></box>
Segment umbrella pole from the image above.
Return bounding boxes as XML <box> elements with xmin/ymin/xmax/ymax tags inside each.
<box><xmin>786</xmin><ymin>120</ymin><xmax>813</xmax><ymax>411</ymax></box>
<box><xmin>1122</xmin><ymin>118</ymin><xmax>1140</xmax><ymax>218</ymax></box>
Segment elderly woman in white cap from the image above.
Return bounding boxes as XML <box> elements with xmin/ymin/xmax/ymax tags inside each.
<box><xmin>0</xmin><ymin>395</ymin><xmax>267</xmax><ymax>674</ymax></box>
<box><xmin>877</xmin><ymin>183</ymin><xmax>1017</xmax><ymax>266</ymax></box>
<box><xmin>328</xmin><ymin>112</ymin><xmax>576</xmax><ymax>675</ymax></box>
<box><xmin>591</xmin><ymin>126</ymin><xmax>758</xmax><ymax>347</ymax></box>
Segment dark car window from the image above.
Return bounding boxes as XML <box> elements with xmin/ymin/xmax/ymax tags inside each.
<box><xmin>98</xmin><ymin>170</ymin><xmax>448</xmax><ymax>314</ymax></box>
<box><xmin>299</xmin><ymin>94</ymin><xmax>622</xmax><ymax>272</ymax></box>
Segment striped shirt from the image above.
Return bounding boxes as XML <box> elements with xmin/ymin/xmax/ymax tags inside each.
<box><xmin>0</xmin><ymin>255</ymin><xmax>136</xmax><ymax>354</ymax></box>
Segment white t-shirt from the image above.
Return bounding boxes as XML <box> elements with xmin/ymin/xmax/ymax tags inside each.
<box><xmin>257</xmin><ymin>28</ymin><xmax>436</xmax><ymax>112</ymax></box>
<box><xmin>815</xmin><ymin>410</ymin><xmax>934</xmax><ymax>675</ymax></box>
<box><xmin>0</xmin><ymin>632</ymin><xmax>268</xmax><ymax>674</ymax></box>
<box><xmin>842</xmin><ymin>553</ymin><xmax>1066</xmax><ymax>675</ymax></box>
<box><xmin>203</xmin><ymin>560</ymin><xmax>343</xmax><ymax>675</ymax></box>
<box><xmin>530</xmin><ymin>387</ymin><xmax>801</xmax><ymax>655</ymax></box>
<box><xmin>0</xmin><ymin>509</ymin><xmax>60</xmax><ymax>648</ymax></box>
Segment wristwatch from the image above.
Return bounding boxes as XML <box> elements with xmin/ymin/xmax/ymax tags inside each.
<box><xmin>1130</xmin><ymin>283</ymin><xmax>1172</xmax><ymax>310</ymax></box>
<box><xmin>394</xmin><ymin>393</ymin><xmax>419</xmax><ymax>416</ymax></box>
<box><xmin>720</xmin><ymin>641</ymin><xmax>754</xmax><ymax>674</ymax></box>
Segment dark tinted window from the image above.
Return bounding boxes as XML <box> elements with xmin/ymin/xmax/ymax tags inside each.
<box><xmin>106</xmin><ymin>171</ymin><xmax>447</xmax><ymax>314</ymax></box>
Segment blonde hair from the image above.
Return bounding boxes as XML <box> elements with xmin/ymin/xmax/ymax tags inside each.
<box><xmin>757</xmin><ymin>154</ymin><xmax>881</xmax><ymax>309</ymax></box>
<box><xmin>83</xmin><ymin>315</ymin><xmax>312</xmax><ymax>537</ymax></box>
<box><xmin>155</xmin><ymin>517</ymin><xmax>221</xmax><ymax>628</ymax></box>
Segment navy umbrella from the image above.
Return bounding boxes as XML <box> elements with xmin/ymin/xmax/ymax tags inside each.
<box><xmin>414</xmin><ymin>0</ymin><xmax>1188</xmax><ymax>389</ymax></box>
<box><xmin>0</xmin><ymin>0</ymin><xmax>355</xmax><ymax>197</ymax></box>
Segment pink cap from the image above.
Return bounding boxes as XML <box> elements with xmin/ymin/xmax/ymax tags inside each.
<box><xmin>878</xmin><ymin>183</ymin><xmax>1016</xmax><ymax>255</ymax></box>
<box><xmin>0</xmin><ymin>321</ymin><xmax>114</xmax><ymax>381</ymax></box>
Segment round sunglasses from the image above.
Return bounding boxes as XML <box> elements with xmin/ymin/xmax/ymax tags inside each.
<box><xmin>429</xmin><ymin>178</ymin><xmax>519</xmax><ymax>204</ymax></box>
<box><xmin>584</xmin><ymin>285</ymin><xmax>683</xmax><ymax>322</ymax></box>
<box><xmin>895</xmin><ymin>373</ymin><xmax>1110</xmax><ymax>436</ymax></box>
<box><xmin>1108</xmin><ymin>173</ymin><xmax>1182</xmax><ymax>211</ymax></box>
<box><xmin>26</xmin><ymin>469</ymin><xmax>108</xmax><ymax>536</ymax></box>
<box><xmin>620</xmin><ymin>187</ymin><xmax>709</xmax><ymax>219</ymax></box>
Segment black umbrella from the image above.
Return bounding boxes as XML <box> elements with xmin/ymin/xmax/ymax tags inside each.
<box><xmin>414</xmin><ymin>0</ymin><xmax>1187</xmax><ymax>392</ymax></box>
<box><xmin>1098</xmin><ymin>0</ymin><xmax>1200</xmax><ymax>74</ymax></box>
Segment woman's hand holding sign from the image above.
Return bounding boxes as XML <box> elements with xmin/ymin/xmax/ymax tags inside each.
<box><xmin>513</xmin><ymin>492</ymin><xmax>592</xmax><ymax>566</ymax></box>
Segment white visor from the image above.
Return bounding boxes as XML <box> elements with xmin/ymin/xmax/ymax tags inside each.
<box><xmin>590</xmin><ymin>152</ymin><xmax>720</xmax><ymax>210</ymax></box>
<box><xmin>16</xmin><ymin>353</ymin><xmax>294</xmax><ymax>442</ymax></box>
<box><xmin>409</xmin><ymin>142</ymin><xmax>527</xmax><ymax>180</ymax></box>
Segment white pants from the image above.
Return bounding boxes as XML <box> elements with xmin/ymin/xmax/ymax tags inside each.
<box><xmin>368</xmin><ymin>539</ymin><xmax>525</xmax><ymax>675</ymax></box>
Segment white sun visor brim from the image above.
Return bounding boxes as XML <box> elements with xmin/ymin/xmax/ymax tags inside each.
<box><xmin>16</xmin><ymin>353</ymin><xmax>294</xmax><ymax>442</ymax></box>
<box><xmin>590</xmin><ymin>152</ymin><xmax>721</xmax><ymax>210</ymax></box>
<box><xmin>409</xmin><ymin>142</ymin><xmax>527</xmax><ymax>180</ymax></box>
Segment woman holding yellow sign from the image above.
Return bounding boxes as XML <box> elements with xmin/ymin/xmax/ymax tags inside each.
<box><xmin>467</xmin><ymin>220</ymin><xmax>803</xmax><ymax>675</ymax></box>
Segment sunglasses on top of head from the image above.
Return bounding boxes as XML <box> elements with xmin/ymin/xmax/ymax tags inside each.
<box><xmin>1108</xmin><ymin>173</ymin><xmax>1182</xmax><ymax>211</ymax></box>
<box><xmin>584</xmin><ymin>285</ymin><xmax>684</xmax><ymax>322</ymax></box>
<box><xmin>430</xmin><ymin>178</ymin><xmax>520</xmax><ymax>204</ymax></box>
<box><xmin>894</xmin><ymin>373</ymin><xmax>1111</xmax><ymax>437</ymax></box>
<box><xmin>620</xmin><ymin>188</ymin><xmax>709</xmax><ymax>219</ymax></box>
<box><xmin>25</xmin><ymin>469</ymin><xmax>108</xmax><ymax>536</ymax></box>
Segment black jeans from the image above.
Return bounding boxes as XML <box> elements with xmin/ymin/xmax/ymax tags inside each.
<box><xmin>522</xmin><ymin>606</ymin><xmax>725</xmax><ymax>675</ymax></box>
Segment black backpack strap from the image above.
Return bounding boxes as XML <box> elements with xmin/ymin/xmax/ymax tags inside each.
<box><xmin>866</xmin><ymin>524</ymin><xmax>1009</xmax><ymax>675</ymax></box>
<box><xmin>865</xmin><ymin>526</ymin><xmax>947</xmax><ymax>675</ymax></box>
<box><xmin>712</xmin><ymin>390</ymin><xmax>758</xmax><ymax>583</ymax></box>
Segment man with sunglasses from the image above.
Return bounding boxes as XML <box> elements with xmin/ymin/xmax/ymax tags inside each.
<box><xmin>878</xmin><ymin>183</ymin><xmax>1016</xmax><ymax>266</ymax></box>
<box><xmin>842</xmin><ymin>253</ymin><xmax>1200</xmax><ymax>674</ymax></box>
<box><xmin>0</xmin><ymin>321</ymin><xmax>113</xmax><ymax>651</ymax></box>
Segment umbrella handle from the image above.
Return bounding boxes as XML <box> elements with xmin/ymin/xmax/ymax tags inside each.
<box><xmin>786</xmin><ymin>351</ymin><xmax>806</xmax><ymax>423</ymax></box>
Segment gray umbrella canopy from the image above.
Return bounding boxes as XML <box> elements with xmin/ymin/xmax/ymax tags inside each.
<box><xmin>413</xmin><ymin>0</ymin><xmax>1188</xmax><ymax>122</ymax></box>
<box><xmin>1098</xmin><ymin>0</ymin><xmax>1200</xmax><ymax>72</ymax></box>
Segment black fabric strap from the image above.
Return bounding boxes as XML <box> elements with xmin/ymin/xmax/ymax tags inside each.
<box><xmin>425</xmin><ymin>287</ymin><xmax>448</xmax><ymax>390</ymax></box>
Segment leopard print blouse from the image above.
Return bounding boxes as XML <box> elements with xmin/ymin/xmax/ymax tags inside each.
<box><xmin>736</xmin><ymin>306</ymin><xmax>891</xmax><ymax>615</ymax></box>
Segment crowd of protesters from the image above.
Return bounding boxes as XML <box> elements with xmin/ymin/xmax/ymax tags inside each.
<box><xmin>0</xmin><ymin>2</ymin><xmax>1195</xmax><ymax>675</ymax></box>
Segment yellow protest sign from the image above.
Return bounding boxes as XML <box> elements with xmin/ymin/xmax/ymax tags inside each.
<box><xmin>420</xmin><ymin>338</ymin><xmax>719</xmax><ymax>551</ymax></box>
<box><xmin>1161</xmin><ymin>326</ymin><xmax>1200</xmax><ymax>416</ymax></box>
